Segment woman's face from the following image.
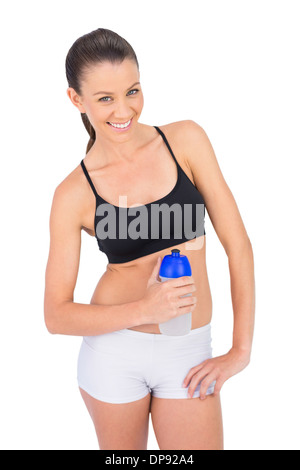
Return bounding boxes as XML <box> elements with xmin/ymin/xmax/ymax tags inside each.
<box><xmin>67</xmin><ymin>59</ymin><xmax>144</xmax><ymax>140</ymax></box>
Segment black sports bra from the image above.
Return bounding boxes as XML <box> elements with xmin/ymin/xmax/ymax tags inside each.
<box><xmin>80</xmin><ymin>126</ymin><xmax>206</xmax><ymax>264</ymax></box>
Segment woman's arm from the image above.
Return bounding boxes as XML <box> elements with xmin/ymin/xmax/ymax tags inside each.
<box><xmin>229</xmin><ymin>239</ymin><xmax>255</xmax><ymax>357</ymax></box>
<box><xmin>179</xmin><ymin>120</ymin><xmax>255</xmax><ymax>397</ymax></box>
<box><xmin>45</xmin><ymin>299</ymin><xmax>145</xmax><ymax>336</ymax></box>
<box><xmin>44</xmin><ymin>181</ymin><xmax>144</xmax><ymax>336</ymax></box>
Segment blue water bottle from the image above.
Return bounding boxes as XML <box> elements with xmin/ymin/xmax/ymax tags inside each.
<box><xmin>158</xmin><ymin>249</ymin><xmax>192</xmax><ymax>336</ymax></box>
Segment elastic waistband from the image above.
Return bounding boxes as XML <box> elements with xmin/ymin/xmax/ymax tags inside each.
<box><xmin>114</xmin><ymin>323</ymin><xmax>211</xmax><ymax>341</ymax></box>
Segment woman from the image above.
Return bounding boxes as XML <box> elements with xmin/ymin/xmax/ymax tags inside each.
<box><xmin>44</xmin><ymin>28</ymin><xmax>255</xmax><ymax>450</ymax></box>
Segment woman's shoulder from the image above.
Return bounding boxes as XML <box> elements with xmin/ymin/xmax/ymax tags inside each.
<box><xmin>51</xmin><ymin>162</ymin><xmax>89</xmax><ymax>227</ymax></box>
<box><xmin>158</xmin><ymin>119</ymin><xmax>202</xmax><ymax>132</ymax></box>
<box><xmin>159</xmin><ymin>119</ymin><xmax>194</xmax><ymax>129</ymax></box>
<box><xmin>157</xmin><ymin>120</ymin><xmax>206</xmax><ymax>148</ymax></box>
<box><xmin>54</xmin><ymin>162</ymin><xmax>85</xmax><ymax>199</ymax></box>
<box><xmin>156</xmin><ymin>120</ymin><xmax>207</xmax><ymax>166</ymax></box>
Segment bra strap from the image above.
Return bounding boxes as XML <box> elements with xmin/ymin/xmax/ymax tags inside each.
<box><xmin>80</xmin><ymin>160</ymin><xmax>98</xmax><ymax>198</ymax></box>
<box><xmin>153</xmin><ymin>126</ymin><xmax>178</xmax><ymax>165</ymax></box>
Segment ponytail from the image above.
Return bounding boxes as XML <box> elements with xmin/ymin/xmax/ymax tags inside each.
<box><xmin>81</xmin><ymin>113</ymin><xmax>96</xmax><ymax>154</ymax></box>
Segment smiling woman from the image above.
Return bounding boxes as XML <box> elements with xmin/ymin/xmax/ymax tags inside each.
<box><xmin>45</xmin><ymin>27</ymin><xmax>255</xmax><ymax>451</ymax></box>
<box><xmin>65</xmin><ymin>30</ymin><xmax>143</xmax><ymax>152</ymax></box>
<box><xmin>67</xmin><ymin>59</ymin><xmax>144</xmax><ymax>144</ymax></box>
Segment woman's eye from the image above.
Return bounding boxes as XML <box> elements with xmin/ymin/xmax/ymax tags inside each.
<box><xmin>99</xmin><ymin>89</ymin><xmax>139</xmax><ymax>102</ymax></box>
<box><xmin>128</xmin><ymin>88</ymin><xmax>139</xmax><ymax>96</ymax></box>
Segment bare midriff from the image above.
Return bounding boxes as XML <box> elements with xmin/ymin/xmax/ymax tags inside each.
<box><xmin>90</xmin><ymin>235</ymin><xmax>212</xmax><ymax>334</ymax></box>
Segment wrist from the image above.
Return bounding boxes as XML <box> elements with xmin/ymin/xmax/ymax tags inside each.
<box><xmin>229</xmin><ymin>346</ymin><xmax>251</xmax><ymax>364</ymax></box>
<box><xmin>133</xmin><ymin>298</ymin><xmax>150</xmax><ymax>326</ymax></box>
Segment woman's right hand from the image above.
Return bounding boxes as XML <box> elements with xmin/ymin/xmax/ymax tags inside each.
<box><xmin>141</xmin><ymin>256</ymin><xmax>197</xmax><ymax>325</ymax></box>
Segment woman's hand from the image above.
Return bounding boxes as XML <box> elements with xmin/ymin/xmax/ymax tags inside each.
<box><xmin>141</xmin><ymin>257</ymin><xmax>197</xmax><ymax>325</ymax></box>
<box><xmin>182</xmin><ymin>348</ymin><xmax>251</xmax><ymax>399</ymax></box>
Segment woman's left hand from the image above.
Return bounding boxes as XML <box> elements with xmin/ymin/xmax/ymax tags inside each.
<box><xmin>182</xmin><ymin>348</ymin><xmax>251</xmax><ymax>399</ymax></box>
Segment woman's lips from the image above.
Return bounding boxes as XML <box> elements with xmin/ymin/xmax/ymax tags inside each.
<box><xmin>107</xmin><ymin>118</ymin><xmax>133</xmax><ymax>132</ymax></box>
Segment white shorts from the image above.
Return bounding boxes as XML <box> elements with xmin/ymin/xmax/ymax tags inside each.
<box><xmin>77</xmin><ymin>323</ymin><xmax>215</xmax><ymax>404</ymax></box>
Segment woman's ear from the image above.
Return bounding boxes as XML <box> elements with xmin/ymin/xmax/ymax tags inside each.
<box><xmin>66</xmin><ymin>87</ymin><xmax>86</xmax><ymax>113</ymax></box>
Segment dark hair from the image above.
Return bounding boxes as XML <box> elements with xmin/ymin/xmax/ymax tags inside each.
<box><xmin>65</xmin><ymin>28</ymin><xmax>139</xmax><ymax>153</ymax></box>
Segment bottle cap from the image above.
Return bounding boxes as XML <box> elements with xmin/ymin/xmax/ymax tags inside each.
<box><xmin>159</xmin><ymin>249</ymin><xmax>192</xmax><ymax>278</ymax></box>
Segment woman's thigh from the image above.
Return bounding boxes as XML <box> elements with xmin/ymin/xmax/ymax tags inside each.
<box><xmin>80</xmin><ymin>388</ymin><xmax>152</xmax><ymax>450</ymax></box>
<box><xmin>150</xmin><ymin>394</ymin><xmax>223</xmax><ymax>450</ymax></box>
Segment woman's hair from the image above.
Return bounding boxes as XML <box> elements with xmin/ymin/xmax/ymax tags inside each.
<box><xmin>65</xmin><ymin>28</ymin><xmax>139</xmax><ymax>153</ymax></box>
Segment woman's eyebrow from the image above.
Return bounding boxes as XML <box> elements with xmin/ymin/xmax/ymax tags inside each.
<box><xmin>93</xmin><ymin>81</ymin><xmax>140</xmax><ymax>96</ymax></box>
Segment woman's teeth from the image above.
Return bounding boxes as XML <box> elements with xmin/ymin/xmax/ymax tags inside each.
<box><xmin>108</xmin><ymin>119</ymin><xmax>132</xmax><ymax>129</ymax></box>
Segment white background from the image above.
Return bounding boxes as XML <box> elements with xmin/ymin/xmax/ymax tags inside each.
<box><xmin>1</xmin><ymin>0</ymin><xmax>299</xmax><ymax>450</ymax></box>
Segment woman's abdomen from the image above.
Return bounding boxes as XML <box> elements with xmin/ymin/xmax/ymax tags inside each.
<box><xmin>90</xmin><ymin>238</ymin><xmax>212</xmax><ymax>333</ymax></box>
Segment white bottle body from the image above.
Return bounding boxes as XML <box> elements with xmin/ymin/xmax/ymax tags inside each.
<box><xmin>158</xmin><ymin>276</ymin><xmax>192</xmax><ymax>336</ymax></box>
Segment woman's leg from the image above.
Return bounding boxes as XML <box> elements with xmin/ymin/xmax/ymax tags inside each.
<box><xmin>148</xmin><ymin>324</ymin><xmax>223</xmax><ymax>449</ymax></box>
<box><xmin>77</xmin><ymin>330</ymin><xmax>155</xmax><ymax>449</ymax></box>
<box><xmin>80</xmin><ymin>388</ymin><xmax>152</xmax><ymax>450</ymax></box>
<box><xmin>150</xmin><ymin>394</ymin><xmax>223</xmax><ymax>450</ymax></box>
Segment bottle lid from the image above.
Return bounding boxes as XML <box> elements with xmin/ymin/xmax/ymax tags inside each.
<box><xmin>159</xmin><ymin>249</ymin><xmax>192</xmax><ymax>278</ymax></box>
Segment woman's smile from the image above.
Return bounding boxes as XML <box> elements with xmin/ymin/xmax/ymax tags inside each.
<box><xmin>107</xmin><ymin>117</ymin><xmax>133</xmax><ymax>131</ymax></box>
